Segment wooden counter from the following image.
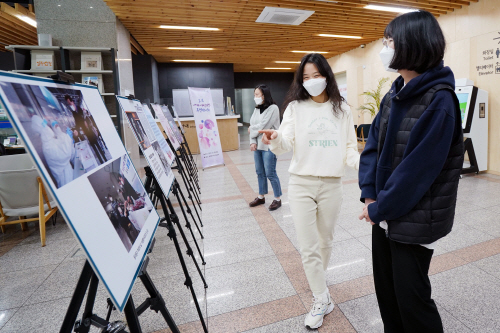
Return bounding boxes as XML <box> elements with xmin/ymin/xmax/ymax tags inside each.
<box><xmin>156</xmin><ymin>115</ymin><xmax>240</xmax><ymax>154</ymax></box>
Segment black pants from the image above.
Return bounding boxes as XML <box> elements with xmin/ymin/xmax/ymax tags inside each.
<box><xmin>372</xmin><ymin>225</ymin><xmax>443</xmax><ymax>333</ymax></box>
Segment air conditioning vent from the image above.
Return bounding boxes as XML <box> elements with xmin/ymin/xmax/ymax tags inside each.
<box><xmin>256</xmin><ymin>7</ymin><xmax>315</xmax><ymax>26</ymax></box>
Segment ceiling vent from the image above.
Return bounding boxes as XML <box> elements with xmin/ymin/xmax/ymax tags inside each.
<box><xmin>256</xmin><ymin>7</ymin><xmax>314</xmax><ymax>26</ymax></box>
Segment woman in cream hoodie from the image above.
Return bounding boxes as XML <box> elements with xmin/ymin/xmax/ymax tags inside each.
<box><xmin>260</xmin><ymin>53</ymin><xmax>359</xmax><ymax>329</ymax></box>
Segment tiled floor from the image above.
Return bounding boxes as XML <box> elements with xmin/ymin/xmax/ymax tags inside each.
<box><xmin>1</xmin><ymin>127</ymin><xmax>500</xmax><ymax>332</ymax></box>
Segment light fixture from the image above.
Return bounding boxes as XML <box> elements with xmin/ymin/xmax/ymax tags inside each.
<box><xmin>319</xmin><ymin>34</ymin><xmax>362</xmax><ymax>39</ymax></box>
<box><xmin>364</xmin><ymin>4</ymin><xmax>418</xmax><ymax>14</ymax></box>
<box><xmin>291</xmin><ymin>50</ymin><xmax>328</xmax><ymax>54</ymax></box>
<box><xmin>167</xmin><ymin>47</ymin><xmax>214</xmax><ymax>50</ymax></box>
<box><xmin>264</xmin><ymin>67</ymin><xmax>291</xmax><ymax>70</ymax></box>
<box><xmin>160</xmin><ymin>25</ymin><xmax>219</xmax><ymax>31</ymax></box>
<box><xmin>90</xmin><ymin>6</ymin><xmax>93</xmax><ymax>8</ymax></box>
<box><xmin>16</xmin><ymin>15</ymin><xmax>37</xmax><ymax>27</ymax></box>
<box><xmin>173</xmin><ymin>59</ymin><xmax>211</xmax><ymax>62</ymax></box>
<box><xmin>275</xmin><ymin>61</ymin><xmax>301</xmax><ymax>64</ymax></box>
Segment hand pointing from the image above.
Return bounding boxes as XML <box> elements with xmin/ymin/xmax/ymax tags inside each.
<box><xmin>258</xmin><ymin>130</ymin><xmax>277</xmax><ymax>145</ymax></box>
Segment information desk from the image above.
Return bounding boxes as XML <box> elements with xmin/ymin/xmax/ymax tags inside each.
<box><xmin>156</xmin><ymin>115</ymin><xmax>240</xmax><ymax>154</ymax></box>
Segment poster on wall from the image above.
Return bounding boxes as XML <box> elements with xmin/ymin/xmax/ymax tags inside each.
<box><xmin>151</xmin><ymin>104</ymin><xmax>181</xmax><ymax>150</ymax></box>
<box><xmin>158</xmin><ymin>104</ymin><xmax>184</xmax><ymax>144</ymax></box>
<box><xmin>0</xmin><ymin>72</ymin><xmax>160</xmax><ymax>312</ymax></box>
<box><xmin>188</xmin><ymin>87</ymin><xmax>224</xmax><ymax>169</ymax></box>
<box><xmin>117</xmin><ymin>97</ymin><xmax>175</xmax><ymax>196</ymax></box>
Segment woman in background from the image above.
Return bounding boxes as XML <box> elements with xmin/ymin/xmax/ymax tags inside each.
<box><xmin>248</xmin><ymin>84</ymin><xmax>282</xmax><ymax>211</ymax></box>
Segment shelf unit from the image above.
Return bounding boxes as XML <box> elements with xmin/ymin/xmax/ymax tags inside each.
<box><xmin>6</xmin><ymin>45</ymin><xmax>122</xmax><ymax>138</ymax></box>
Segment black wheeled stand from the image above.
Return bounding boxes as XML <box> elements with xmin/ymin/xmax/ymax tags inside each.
<box><xmin>59</xmin><ymin>254</ymin><xmax>180</xmax><ymax>333</ymax></box>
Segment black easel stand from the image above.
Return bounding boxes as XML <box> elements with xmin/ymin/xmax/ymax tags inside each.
<box><xmin>152</xmin><ymin>175</ymin><xmax>209</xmax><ymax>333</ymax></box>
<box><xmin>166</xmin><ymin>138</ymin><xmax>203</xmax><ymax>211</ymax></box>
<box><xmin>176</xmin><ymin>146</ymin><xmax>202</xmax><ymax>203</ymax></box>
<box><xmin>179</xmin><ymin>143</ymin><xmax>200</xmax><ymax>192</ymax></box>
<box><xmin>144</xmin><ymin>166</ymin><xmax>205</xmax><ymax>263</ymax></box>
<box><xmin>178</xmin><ymin>129</ymin><xmax>198</xmax><ymax>179</ymax></box>
<box><xmin>59</xmin><ymin>257</ymin><xmax>180</xmax><ymax>333</ymax></box>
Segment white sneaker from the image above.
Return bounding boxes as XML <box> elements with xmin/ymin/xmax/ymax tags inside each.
<box><xmin>304</xmin><ymin>292</ymin><xmax>334</xmax><ymax>329</ymax></box>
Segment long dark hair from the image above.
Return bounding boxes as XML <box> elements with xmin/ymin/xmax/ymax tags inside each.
<box><xmin>385</xmin><ymin>10</ymin><xmax>445</xmax><ymax>74</ymax></box>
<box><xmin>254</xmin><ymin>84</ymin><xmax>276</xmax><ymax>112</ymax></box>
<box><xmin>282</xmin><ymin>53</ymin><xmax>344</xmax><ymax>116</ymax></box>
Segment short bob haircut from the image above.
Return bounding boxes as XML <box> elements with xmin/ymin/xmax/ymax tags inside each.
<box><xmin>385</xmin><ymin>10</ymin><xmax>445</xmax><ymax>74</ymax></box>
<box><xmin>283</xmin><ymin>53</ymin><xmax>344</xmax><ymax>116</ymax></box>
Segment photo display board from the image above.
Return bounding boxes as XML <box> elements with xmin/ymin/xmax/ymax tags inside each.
<box><xmin>160</xmin><ymin>105</ymin><xmax>184</xmax><ymax>144</ymax></box>
<box><xmin>151</xmin><ymin>104</ymin><xmax>181</xmax><ymax>150</ymax></box>
<box><xmin>117</xmin><ymin>97</ymin><xmax>175</xmax><ymax>197</ymax></box>
<box><xmin>0</xmin><ymin>72</ymin><xmax>160</xmax><ymax>311</ymax></box>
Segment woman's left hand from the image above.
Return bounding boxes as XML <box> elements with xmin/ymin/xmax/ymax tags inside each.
<box><xmin>248</xmin><ymin>127</ymin><xmax>251</xmax><ymax>134</ymax></box>
<box><xmin>250</xmin><ymin>143</ymin><xmax>257</xmax><ymax>151</ymax></box>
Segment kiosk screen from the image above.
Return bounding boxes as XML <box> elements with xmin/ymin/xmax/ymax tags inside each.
<box><xmin>456</xmin><ymin>92</ymin><xmax>470</xmax><ymax>129</ymax></box>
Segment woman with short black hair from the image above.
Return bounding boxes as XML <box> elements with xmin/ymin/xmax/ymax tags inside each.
<box><xmin>248</xmin><ymin>84</ymin><xmax>282</xmax><ymax>211</ymax></box>
<box><xmin>359</xmin><ymin>10</ymin><xmax>464</xmax><ymax>333</ymax></box>
<box><xmin>260</xmin><ymin>53</ymin><xmax>359</xmax><ymax>329</ymax></box>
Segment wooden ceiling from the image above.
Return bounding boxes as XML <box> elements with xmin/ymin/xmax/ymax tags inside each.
<box><xmin>110</xmin><ymin>0</ymin><xmax>475</xmax><ymax>72</ymax></box>
<box><xmin>0</xmin><ymin>2</ymin><xmax>36</xmax><ymax>52</ymax></box>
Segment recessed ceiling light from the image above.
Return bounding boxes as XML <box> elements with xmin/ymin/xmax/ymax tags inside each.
<box><xmin>160</xmin><ymin>25</ymin><xmax>219</xmax><ymax>31</ymax></box>
<box><xmin>364</xmin><ymin>4</ymin><xmax>418</xmax><ymax>14</ymax></box>
<box><xmin>319</xmin><ymin>34</ymin><xmax>362</xmax><ymax>39</ymax></box>
<box><xmin>173</xmin><ymin>60</ymin><xmax>211</xmax><ymax>62</ymax></box>
<box><xmin>265</xmin><ymin>67</ymin><xmax>292</xmax><ymax>70</ymax></box>
<box><xmin>167</xmin><ymin>47</ymin><xmax>214</xmax><ymax>50</ymax></box>
<box><xmin>90</xmin><ymin>6</ymin><xmax>93</xmax><ymax>8</ymax></box>
<box><xmin>275</xmin><ymin>61</ymin><xmax>301</xmax><ymax>64</ymax></box>
<box><xmin>16</xmin><ymin>15</ymin><xmax>37</xmax><ymax>27</ymax></box>
<box><xmin>291</xmin><ymin>50</ymin><xmax>328</xmax><ymax>54</ymax></box>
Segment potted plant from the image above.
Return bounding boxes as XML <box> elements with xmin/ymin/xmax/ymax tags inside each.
<box><xmin>358</xmin><ymin>77</ymin><xmax>391</xmax><ymax>118</ymax></box>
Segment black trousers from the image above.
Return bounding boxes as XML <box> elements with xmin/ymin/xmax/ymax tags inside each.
<box><xmin>372</xmin><ymin>225</ymin><xmax>443</xmax><ymax>333</ymax></box>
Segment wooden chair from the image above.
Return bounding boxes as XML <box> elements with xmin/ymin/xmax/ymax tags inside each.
<box><xmin>0</xmin><ymin>154</ymin><xmax>58</xmax><ymax>247</ymax></box>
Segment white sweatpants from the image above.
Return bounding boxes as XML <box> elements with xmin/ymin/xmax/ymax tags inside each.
<box><xmin>288</xmin><ymin>174</ymin><xmax>343</xmax><ymax>295</ymax></box>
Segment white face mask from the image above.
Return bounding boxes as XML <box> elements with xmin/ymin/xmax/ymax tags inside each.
<box><xmin>303</xmin><ymin>77</ymin><xmax>327</xmax><ymax>97</ymax></box>
<box><xmin>254</xmin><ymin>97</ymin><xmax>263</xmax><ymax>105</ymax></box>
<box><xmin>379</xmin><ymin>46</ymin><xmax>398</xmax><ymax>73</ymax></box>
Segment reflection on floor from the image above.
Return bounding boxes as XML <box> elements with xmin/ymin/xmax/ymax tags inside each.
<box><xmin>1</xmin><ymin>126</ymin><xmax>500</xmax><ymax>332</ymax></box>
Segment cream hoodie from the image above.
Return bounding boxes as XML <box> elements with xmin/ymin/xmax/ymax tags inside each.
<box><xmin>270</xmin><ymin>99</ymin><xmax>359</xmax><ymax>177</ymax></box>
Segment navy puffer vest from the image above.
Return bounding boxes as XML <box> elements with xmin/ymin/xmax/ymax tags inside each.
<box><xmin>378</xmin><ymin>84</ymin><xmax>464</xmax><ymax>244</ymax></box>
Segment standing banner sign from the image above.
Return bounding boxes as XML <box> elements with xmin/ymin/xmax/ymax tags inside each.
<box><xmin>188</xmin><ymin>87</ymin><xmax>224</xmax><ymax>169</ymax></box>
<box><xmin>0</xmin><ymin>72</ymin><xmax>159</xmax><ymax>312</ymax></box>
<box><xmin>117</xmin><ymin>97</ymin><xmax>175</xmax><ymax>197</ymax></box>
<box><xmin>151</xmin><ymin>104</ymin><xmax>181</xmax><ymax>150</ymax></box>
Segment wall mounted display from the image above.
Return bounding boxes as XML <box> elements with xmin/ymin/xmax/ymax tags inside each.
<box><xmin>0</xmin><ymin>72</ymin><xmax>160</xmax><ymax>312</ymax></box>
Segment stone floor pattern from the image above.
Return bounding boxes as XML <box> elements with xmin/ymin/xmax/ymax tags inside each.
<box><xmin>1</xmin><ymin>127</ymin><xmax>500</xmax><ymax>332</ymax></box>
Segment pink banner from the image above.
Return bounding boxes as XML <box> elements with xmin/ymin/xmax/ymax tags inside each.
<box><xmin>188</xmin><ymin>87</ymin><xmax>224</xmax><ymax>169</ymax></box>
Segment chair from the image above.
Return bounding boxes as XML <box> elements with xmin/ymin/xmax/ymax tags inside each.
<box><xmin>357</xmin><ymin>124</ymin><xmax>371</xmax><ymax>149</ymax></box>
<box><xmin>0</xmin><ymin>154</ymin><xmax>58</xmax><ymax>246</ymax></box>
